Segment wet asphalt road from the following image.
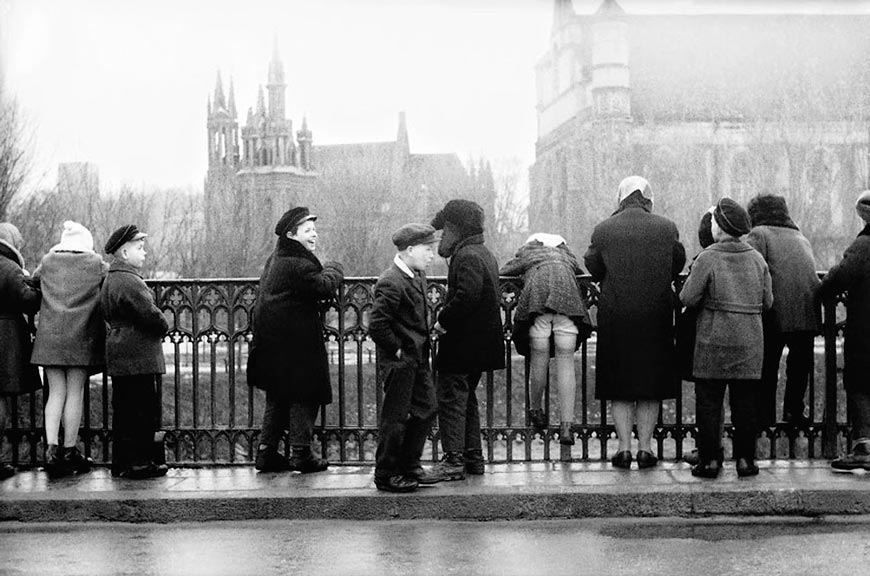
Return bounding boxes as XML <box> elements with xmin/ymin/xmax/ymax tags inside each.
<box><xmin>2</xmin><ymin>517</ymin><xmax>869</xmax><ymax>576</ymax></box>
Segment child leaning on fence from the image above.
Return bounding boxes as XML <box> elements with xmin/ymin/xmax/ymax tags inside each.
<box><xmin>101</xmin><ymin>224</ymin><xmax>169</xmax><ymax>480</ymax></box>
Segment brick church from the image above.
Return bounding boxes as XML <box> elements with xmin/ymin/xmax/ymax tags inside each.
<box><xmin>530</xmin><ymin>0</ymin><xmax>870</xmax><ymax>267</ymax></box>
<box><xmin>204</xmin><ymin>44</ymin><xmax>492</xmax><ymax>276</ymax></box>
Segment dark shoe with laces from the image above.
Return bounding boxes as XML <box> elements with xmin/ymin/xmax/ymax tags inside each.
<box><xmin>832</xmin><ymin>441</ymin><xmax>870</xmax><ymax>472</ymax></box>
<box><xmin>691</xmin><ymin>460</ymin><xmax>722</xmax><ymax>479</ymax></box>
<box><xmin>528</xmin><ymin>409</ymin><xmax>548</xmax><ymax>432</ymax></box>
<box><xmin>418</xmin><ymin>452</ymin><xmax>466</xmax><ymax>484</ymax></box>
<box><xmin>375</xmin><ymin>474</ymin><xmax>419</xmax><ymax>493</ymax></box>
<box><xmin>611</xmin><ymin>450</ymin><xmax>632</xmax><ymax>469</ymax></box>
<box><xmin>736</xmin><ymin>458</ymin><xmax>759</xmax><ymax>477</ymax></box>
<box><xmin>255</xmin><ymin>446</ymin><xmax>292</xmax><ymax>472</ymax></box>
<box><xmin>120</xmin><ymin>462</ymin><xmax>166</xmax><ymax>480</ymax></box>
<box><xmin>45</xmin><ymin>444</ymin><xmax>71</xmax><ymax>478</ymax></box>
<box><xmin>0</xmin><ymin>463</ymin><xmax>15</xmax><ymax>480</ymax></box>
<box><xmin>636</xmin><ymin>450</ymin><xmax>658</xmax><ymax>469</ymax></box>
<box><xmin>463</xmin><ymin>449</ymin><xmax>485</xmax><ymax>475</ymax></box>
<box><xmin>63</xmin><ymin>447</ymin><xmax>93</xmax><ymax>475</ymax></box>
<box><xmin>289</xmin><ymin>447</ymin><xmax>329</xmax><ymax>473</ymax></box>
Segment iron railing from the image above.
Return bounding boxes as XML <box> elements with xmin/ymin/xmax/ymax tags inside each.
<box><xmin>1</xmin><ymin>275</ymin><xmax>849</xmax><ymax>467</ymax></box>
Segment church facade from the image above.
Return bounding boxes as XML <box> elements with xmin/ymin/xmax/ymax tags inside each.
<box><xmin>530</xmin><ymin>0</ymin><xmax>870</xmax><ymax>267</ymax></box>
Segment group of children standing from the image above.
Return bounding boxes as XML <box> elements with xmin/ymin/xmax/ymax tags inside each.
<box><xmin>0</xmin><ymin>221</ymin><xmax>167</xmax><ymax>480</ymax></box>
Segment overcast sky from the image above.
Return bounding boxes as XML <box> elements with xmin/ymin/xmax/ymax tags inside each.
<box><xmin>2</xmin><ymin>0</ymin><xmax>869</xmax><ymax>192</ymax></box>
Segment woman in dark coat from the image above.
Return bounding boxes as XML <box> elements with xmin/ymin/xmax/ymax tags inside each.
<box><xmin>31</xmin><ymin>221</ymin><xmax>107</xmax><ymax>477</ymax></box>
<box><xmin>500</xmin><ymin>233</ymin><xmax>592</xmax><ymax>444</ymax></box>
<box><xmin>248</xmin><ymin>207</ymin><xmax>343</xmax><ymax>473</ymax></box>
<box><xmin>821</xmin><ymin>190</ymin><xmax>870</xmax><ymax>472</ymax></box>
<box><xmin>0</xmin><ymin>223</ymin><xmax>41</xmax><ymax>480</ymax></box>
<box><xmin>584</xmin><ymin>176</ymin><xmax>686</xmax><ymax>469</ymax></box>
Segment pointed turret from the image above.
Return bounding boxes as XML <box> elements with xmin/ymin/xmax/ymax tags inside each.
<box><xmin>257</xmin><ymin>85</ymin><xmax>266</xmax><ymax>117</ymax></box>
<box><xmin>595</xmin><ymin>0</ymin><xmax>625</xmax><ymax>18</ymax></box>
<box><xmin>267</xmin><ymin>36</ymin><xmax>287</xmax><ymax>120</ymax></box>
<box><xmin>214</xmin><ymin>71</ymin><xmax>226</xmax><ymax>112</ymax></box>
<box><xmin>552</xmin><ymin>0</ymin><xmax>575</xmax><ymax>34</ymax></box>
<box><xmin>228</xmin><ymin>77</ymin><xmax>237</xmax><ymax>118</ymax></box>
<box><xmin>397</xmin><ymin>111</ymin><xmax>409</xmax><ymax>152</ymax></box>
<box><xmin>297</xmin><ymin>115</ymin><xmax>313</xmax><ymax>171</ymax></box>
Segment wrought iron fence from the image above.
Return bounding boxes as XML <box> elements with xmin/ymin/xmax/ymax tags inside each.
<box><xmin>1</xmin><ymin>275</ymin><xmax>850</xmax><ymax>467</ymax></box>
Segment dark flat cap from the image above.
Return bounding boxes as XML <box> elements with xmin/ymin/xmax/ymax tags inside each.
<box><xmin>275</xmin><ymin>206</ymin><xmax>317</xmax><ymax>236</ymax></box>
<box><xmin>104</xmin><ymin>224</ymin><xmax>147</xmax><ymax>254</ymax></box>
<box><xmin>714</xmin><ymin>198</ymin><xmax>751</xmax><ymax>237</ymax></box>
<box><xmin>392</xmin><ymin>223</ymin><xmax>437</xmax><ymax>251</ymax></box>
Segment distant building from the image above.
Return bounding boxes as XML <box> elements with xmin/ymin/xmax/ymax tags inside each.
<box><xmin>58</xmin><ymin>162</ymin><xmax>99</xmax><ymax>197</ymax></box>
<box><xmin>530</xmin><ymin>0</ymin><xmax>870</xmax><ymax>266</ymax></box>
<box><xmin>205</xmin><ymin>43</ymin><xmax>491</xmax><ymax>276</ymax></box>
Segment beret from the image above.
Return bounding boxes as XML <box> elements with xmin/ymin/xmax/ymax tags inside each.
<box><xmin>714</xmin><ymin>198</ymin><xmax>751</xmax><ymax>237</ymax></box>
<box><xmin>104</xmin><ymin>224</ymin><xmax>147</xmax><ymax>254</ymax></box>
<box><xmin>392</xmin><ymin>223</ymin><xmax>437</xmax><ymax>251</ymax></box>
<box><xmin>275</xmin><ymin>206</ymin><xmax>317</xmax><ymax>236</ymax></box>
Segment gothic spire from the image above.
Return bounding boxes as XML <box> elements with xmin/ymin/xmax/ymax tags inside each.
<box><xmin>214</xmin><ymin>71</ymin><xmax>226</xmax><ymax>112</ymax></box>
<box><xmin>228</xmin><ymin>77</ymin><xmax>237</xmax><ymax>118</ymax></box>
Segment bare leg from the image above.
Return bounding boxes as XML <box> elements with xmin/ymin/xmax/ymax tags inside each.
<box><xmin>528</xmin><ymin>337</ymin><xmax>550</xmax><ymax>411</ymax></box>
<box><xmin>62</xmin><ymin>368</ymin><xmax>88</xmax><ymax>448</ymax></box>
<box><xmin>636</xmin><ymin>400</ymin><xmax>660</xmax><ymax>454</ymax></box>
<box><xmin>612</xmin><ymin>400</ymin><xmax>635</xmax><ymax>453</ymax></box>
<box><xmin>44</xmin><ymin>368</ymin><xmax>68</xmax><ymax>446</ymax></box>
<box><xmin>554</xmin><ymin>332</ymin><xmax>577</xmax><ymax>423</ymax></box>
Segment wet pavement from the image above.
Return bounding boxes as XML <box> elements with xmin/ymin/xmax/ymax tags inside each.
<box><xmin>3</xmin><ymin>517</ymin><xmax>870</xmax><ymax>575</ymax></box>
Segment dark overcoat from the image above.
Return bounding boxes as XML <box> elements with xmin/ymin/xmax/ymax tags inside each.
<box><xmin>101</xmin><ymin>260</ymin><xmax>169</xmax><ymax>377</ymax></box>
<box><xmin>435</xmin><ymin>234</ymin><xmax>506</xmax><ymax>374</ymax></box>
<box><xmin>30</xmin><ymin>251</ymin><xmax>108</xmax><ymax>369</ymax></box>
<box><xmin>369</xmin><ymin>262</ymin><xmax>431</xmax><ymax>364</ymax></box>
<box><xmin>584</xmin><ymin>200</ymin><xmax>686</xmax><ymax>400</ymax></box>
<box><xmin>0</xmin><ymin>241</ymin><xmax>41</xmax><ymax>395</ymax></box>
<box><xmin>247</xmin><ymin>237</ymin><xmax>343</xmax><ymax>405</ymax></box>
<box><xmin>819</xmin><ymin>226</ymin><xmax>870</xmax><ymax>393</ymax></box>
<box><xmin>500</xmin><ymin>242</ymin><xmax>592</xmax><ymax>357</ymax></box>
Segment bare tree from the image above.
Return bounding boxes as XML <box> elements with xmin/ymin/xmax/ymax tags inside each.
<box><xmin>0</xmin><ymin>92</ymin><xmax>30</xmax><ymax>219</ymax></box>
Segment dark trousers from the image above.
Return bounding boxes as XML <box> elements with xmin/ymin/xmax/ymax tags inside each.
<box><xmin>848</xmin><ymin>390</ymin><xmax>870</xmax><ymax>441</ymax></box>
<box><xmin>436</xmin><ymin>371</ymin><xmax>482</xmax><ymax>454</ymax></box>
<box><xmin>696</xmin><ymin>379</ymin><xmax>759</xmax><ymax>463</ymax></box>
<box><xmin>759</xmin><ymin>323</ymin><xmax>815</xmax><ymax>425</ymax></box>
<box><xmin>112</xmin><ymin>374</ymin><xmax>159</xmax><ymax>471</ymax></box>
<box><xmin>375</xmin><ymin>359</ymin><xmax>437</xmax><ymax>478</ymax></box>
<box><xmin>259</xmin><ymin>394</ymin><xmax>319</xmax><ymax>449</ymax></box>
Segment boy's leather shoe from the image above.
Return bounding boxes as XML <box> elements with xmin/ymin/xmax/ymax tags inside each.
<box><xmin>375</xmin><ymin>474</ymin><xmax>418</xmax><ymax>493</ymax></box>
<box><xmin>691</xmin><ymin>460</ymin><xmax>721</xmax><ymax>479</ymax></box>
<box><xmin>418</xmin><ymin>452</ymin><xmax>466</xmax><ymax>484</ymax></box>
<box><xmin>831</xmin><ymin>442</ymin><xmax>870</xmax><ymax>472</ymax></box>
<box><xmin>255</xmin><ymin>446</ymin><xmax>292</xmax><ymax>472</ymax></box>
<box><xmin>736</xmin><ymin>458</ymin><xmax>759</xmax><ymax>477</ymax></box>
<box><xmin>464</xmin><ymin>449</ymin><xmax>485</xmax><ymax>475</ymax></box>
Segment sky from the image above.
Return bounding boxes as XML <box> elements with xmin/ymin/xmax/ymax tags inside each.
<box><xmin>2</xmin><ymin>0</ymin><xmax>869</xmax><ymax>192</ymax></box>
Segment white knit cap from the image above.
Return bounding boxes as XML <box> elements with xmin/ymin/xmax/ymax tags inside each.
<box><xmin>525</xmin><ymin>232</ymin><xmax>567</xmax><ymax>248</ymax></box>
<box><xmin>617</xmin><ymin>175</ymin><xmax>653</xmax><ymax>205</ymax></box>
<box><xmin>51</xmin><ymin>221</ymin><xmax>95</xmax><ymax>253</ymax></box>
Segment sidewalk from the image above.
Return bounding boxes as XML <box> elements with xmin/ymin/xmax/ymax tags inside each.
<box><xmin>3</xmin><ymin>460</ymin><xmax>870</xmax><ymax>523</ymax></box>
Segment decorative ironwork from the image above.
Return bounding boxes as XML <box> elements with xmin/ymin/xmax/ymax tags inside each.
<box><xmin>0</xmin><ymin>275</ymin><xmax>847</xmax><ymax>467</ymax></box>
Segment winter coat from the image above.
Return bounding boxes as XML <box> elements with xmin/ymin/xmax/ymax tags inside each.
<box><xmin>818</xmin><ymin>226</ymin><xmax>870</xmax><ymax>393</ymax></box>
<box><xmin>679</xmin><ymin>239</ymin><xmax>773</xmax><ymax>380</ymax></box>
<box><xmin>101</xmin><ymin>260</ymin><xmax>169</xmax><ymax>377</ymax></box>
<box><xmin>500</xmin><ymin>242</ymin><xmax>592</xmax><ymax>357</ymax></box>
<box><xmin>30</xmin><ymin>251</ymin><xmax>108</xmax><ymax>370</ymax></box>
<box><xmin>584</xmin><ymin>198</ymin><xmax>686</xmax><ymax>400</ymax></box>
<box><xmin>246</xmin><ymin>237</ymin><xmax>343</xmax><ymax>404</ymax></box>
<box><xmin>369</xmin><ymin>261</ymin><xmax>431</xmax><ymax>365</ymax></box>
<box><xmin>746</xmin><ymin>225</ymin><xmax>820</xmax><ymax>334</ymax></box>
<box><xmin>435</xmin><ymin>234</ymin><xmax>505</xmax><ymax>374</ymax></box>
<box><xmin>0</xmin><ymin>240</ymin><xmax>42</xmax><ymax>395</ymax></box>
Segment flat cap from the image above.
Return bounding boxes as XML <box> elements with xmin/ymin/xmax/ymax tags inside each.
<box><xmin>275</xmin><ymin>206</ymin><xmax>317</xmax><ymax>236</ymax></box>
<box><xmin>392</xmin><ymin>223</ymin><xmax>437</xmax><ymax>251</ymax></box>
<box><xmin>713</xmin><ymin>197</ymin><xmax>751</xmax><ymax>237</ymax></box>
<box><xmin>104</xmin><ymin>224</ymin><xmax>147</xmax><ymax>255</ymax></box>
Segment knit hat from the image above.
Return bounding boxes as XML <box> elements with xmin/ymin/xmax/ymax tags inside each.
<box><xmin>526</xmin><ymin>232</ymin><xmax>566</xmax><ymax>248</ymax></box>
<box><xmin>430</xmin><ymin>199</ymin><xmax>485</xmax><ymax>235</ymax></box>
<box><xmin>698</xmin><ymin>208</ymin><xmax>715</xmax><ymax>249</ymax></box>
<box><xmin>856</xmin><ymin>190</ymin><xmax>870</xmax><ymax>224</ymax></box>
<box><xmin>51</xmin><ymin>221</ymin><xmax>94</xmax><ymax>253</ymax></box>
<box><xmin>104</xmin><ymin>224</ymin><xmax>147</xmax><ymax>255</ymax></box>
<box><xmin>392</xmin><ymin>223</ymin><xmax>437</xmax><ymax>251</ymax></box>
<box><xmin>713</xmin><ymin>198</ymin><xmax>751</xmax><ymax>237</ymax></box>
<box><xmin>617</xmin><ymin>176</ymin><xmax>653</xmax><ymax>205</ymax></box>
<box><xmin>275</xmin><ymin>206</ymin><xmax>317</xmax><ymax>237</ymax></box>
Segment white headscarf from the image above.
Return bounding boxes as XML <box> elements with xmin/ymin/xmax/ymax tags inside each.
<box><xmin>617</xmin><ymin>175</ymin><xmax>653</xmax><ymax>205</ymax></box>
<box><xmin>525</xmin><ymin>232</ymin><xmax>566</xmax><ymax>248</ymax></box>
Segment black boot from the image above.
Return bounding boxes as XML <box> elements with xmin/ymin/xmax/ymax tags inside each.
<box><xmin>255</xmin><ymin>445</ymin><xmax>291</xmax><ymax>472</ymax></box>
<box><xmin>288</xmin><ymin>446</ymin><xmax>328</xmax><ymax>473</ymax></box>
<box><xmin>63</xmin><ymin>447</ymin><xmax>93</xmax><ymax>474</ymax></box>
<box><xmin>464</xmin><ymin>449</ymin><xmax>485</xmax><ymax>475</ymax></box>
<box><xmin>45</xmin><ymin>444</ymin><xmax>70</xmax><ymax>478</ymax></box>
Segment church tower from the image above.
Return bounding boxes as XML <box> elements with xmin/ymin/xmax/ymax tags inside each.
<box><xmin>207</xmin><ymin>72</ymin><xmax>239</xmax><ymax>168</ymax></box>
<box><xmin>591</xmin><ymin>0</ymin><xmax>631</xmax><ymax>120</ymax></box>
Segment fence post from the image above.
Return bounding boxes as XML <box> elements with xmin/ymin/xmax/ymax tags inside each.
<box><xmin>823</xmin><ymin>295</ymin><xmax>839</xmax><ymax>459</ymax></box>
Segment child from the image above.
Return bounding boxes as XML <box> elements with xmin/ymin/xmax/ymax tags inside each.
<box><xmin>369</xmin><ymin>223</ymin><xmax>439</xmax><ymax>492</ymax></box>
<box><xmin>101</xmin><ymin>224</ymin><xmax>169</xmax><ymax>479</ymax></box>
<box><xmin>31</xmin><ymin>221</ymin><xmax>107</xmax><ymax>477</ymax></box>
<box><xmin>500</xmin><ymin>233</ymin><xmax>592</xmax><ymax>445</ymax></box>
<box><xmin>680</xmin><ymin>198</ymin><xmax>773</xmax><ymax>479</ymax></box>
<box><xmin>0</xmin><ymin>222</ymin><xmax>41</xmax><ymax>480</ymax></box>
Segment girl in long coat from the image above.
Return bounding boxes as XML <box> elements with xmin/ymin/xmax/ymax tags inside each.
<box><xmin>0</xmin><ymin>223</ymin><xmax>41</xmax><ymax>479</ymax></box>
<box><xmin>500</xmin><ymin>233</ymin><xmax>592</xmax><ymax>445</ymax></box>
<box><xmin>680</xmin><ymin>198</ymin><xmax>773</xmax><ymax>479</ymax></box>
<box><xmin>31</xmin><ymin>221</ymin><xmax>107</xmax><ymax>477</ymax></box>
<box><xmin>821</xmin><ymin>190</ymin><xmax>870</xmax><ymax>471</ymax></box>
<box><xmin>248</xmin><ymin>207</ymin><xmax>343</xmax><ymax>473</ymax></box>
<box><xmin>584</xmin><ymin>176</ymin><xmax>686</xmax><ymax>470</ymax></box>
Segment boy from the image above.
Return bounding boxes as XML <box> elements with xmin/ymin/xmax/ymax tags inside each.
<box><xmin>101</xmin><ymin>224</ymin><xmax>169</xmax><ymax>479</ymax></box>
<box><xmin>369</xmin><ymin>223</ymin><xmax>439</xmax><ymax>492</ymax></box>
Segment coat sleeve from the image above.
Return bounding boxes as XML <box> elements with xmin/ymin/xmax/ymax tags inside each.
<box><xmin>761</xmin><ymin>262</ymin><xmax>774</xmax><ymax>311</ymax></box>
<box><xmin>437</xmin><ymin>252</ymin><xmax>485</xmax><ymax>332</ymax></box>
<box><xmin>819</xmin><ymin>238</ymin><xmax>866</xmax><ymax>299</ymax></box>
<box><xmin>499</xmin><ymin>254</ymin><xmax>526</xmax><ymax>276</ymax></box>
<box><xmin>295</xmin><ymin>259</ymin><xmax>344</xmax><ymax>301</ymax></box>
<box><xmin>122</xmin><ymin>277</ymin><xmax>169</xmax><ymax>336</ymax></box>
<box><xmin>369</xmin><ymin>278</ymin><xmax>403</xmax><ymax>358</ymax></box>
<box><xmin>1</xmin><ymin>262</ymin><xmax>41</xmax><ymax>314</ymax></box>
<box><xmin>584</xmin><ymin>230</ymin><xmax>605</xmax><ymax>281</ymax></box>
<box><xmin>671</xmin><ymin>229</ymin><xmax>687</xmax><ymax>277</ymax></box>
<box><xmin>679</xmin><ymin>253</ymin><xmax>710</xmax><ymax>308</ymax></box>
